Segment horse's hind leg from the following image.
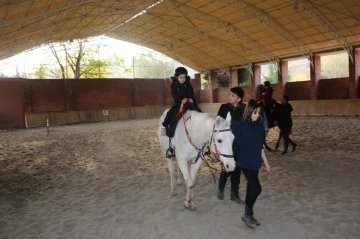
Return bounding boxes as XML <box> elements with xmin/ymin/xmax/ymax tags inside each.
<box><xmin>167</xmin><ymin>158</ymin><xmax>177</xmax><ymax>197</ymax></box>
<box><xmin>176</xmin><ymin>164</ymin><xmax>182</xmax><ymax>186</ymax></box>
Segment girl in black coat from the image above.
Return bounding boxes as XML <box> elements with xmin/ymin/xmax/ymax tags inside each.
<box><xmin>272</xmin><ymin>96</ymin><xmax>297</xmax><ymax>155</ymax></box>
<box><xmin>161</xmin><ymin>67</ymin><xmax>201</xmax><ymax>135</ymax></box>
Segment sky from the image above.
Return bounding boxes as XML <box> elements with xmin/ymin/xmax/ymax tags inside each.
<box><xmin>0</xmin><ymin>36</ymin><xmax>196</xmax><ymax>77</ymax></box>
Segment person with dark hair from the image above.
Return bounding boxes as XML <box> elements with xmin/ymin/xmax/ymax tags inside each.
<box><xmin>272</xmin><ymin>95</ymin><xmax>297</xmax><ymax>155</ymax></box>
<box><xmin>260</xmin><ymin>81</ymin><xmax>273</xmax><ymax>107</ymax></box>
<box><xmin>216</xmin><ymin>87</ymin><xmax>246</xmax><ymax>204</ymax></box>
<box><xmin>161</xmin><ymin>67</ymin><xmax>201</xmax><ymax>136</ymax></box>
<box><xmin>233</xmin><ymin>99</ymin><xmax>271</xmax><ymax>229</ymax></box>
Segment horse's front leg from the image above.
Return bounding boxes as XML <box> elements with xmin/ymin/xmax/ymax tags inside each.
<box><xmin>184</xmin><ymin>159</ymin><xmax>203</xmax><ymax>211</ymax></box>
<box><xmin>176</xmin><ymin>164</ymin><xmax>182</xmax><ymax>186</ymax></box>
<box><xmin>167</xmin><ymin>158</ymin><xmax>177</xmax><ymax>197</ymax></box>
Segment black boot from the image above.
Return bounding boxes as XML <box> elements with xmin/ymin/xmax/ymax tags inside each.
<box><xmin>241</xmin><ymin>205</ymin><xmax>256</xmax><ymax>228</ymax></box>
<box><xmin>275</xmin><ymin>142</ymin><xmax>279</xmax><ymax>150</ymax></box>
<box><xmin>217</xmin><ymin>190</ymin><xmax>224</xmax><ymax>200</ymax></box>
<box><xmin>230</xmin><ymin>192</ymin><xmax>244</xmax><ymax>205</ymax></box>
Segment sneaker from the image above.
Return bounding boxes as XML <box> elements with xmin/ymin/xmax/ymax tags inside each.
<box><xmin>250</xmin><ymin>216</ymin><xmax>260</xmax><ymax>226</ymax></box>
<box><xmin>217</xmin><ymin>190</ymin><xmax>224</xmax><ymax>200</ymax></box>
<box><xmin>241</xmin><ymin>214</ymin><xmax>256</xmax><ymax>229</ymax></box>
<box><xmin>230</xmin><ymin>195</ymin><xmax>245</xmax><ymax>204</ymax></box>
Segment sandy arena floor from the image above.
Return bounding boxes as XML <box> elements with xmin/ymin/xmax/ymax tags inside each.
<box><xmin>0</xmin><ymin>116</ymin><xmax>359</xmax><ymax>239</ymax></box>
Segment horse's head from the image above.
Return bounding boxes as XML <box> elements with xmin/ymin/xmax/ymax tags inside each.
<box><xmin>210</xmin><ymin>113</ymin><xmax>236</xmax><ymax>172</ymax></box>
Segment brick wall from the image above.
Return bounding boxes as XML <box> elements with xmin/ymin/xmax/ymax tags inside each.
<box><xmin>70</xmin><ymin>79</ymin><xmax>133</xmax><ymax>110</ymax></box>
<box><xmin>284</xmin><ymin>81</ymin><xmax>312</xmax><ymax>100</ymax></box>
<box><xmin>0</xmin><ymin>79</ymin><xmax>25</xmax><ymax>128</ymax></box>
<box><xmin>25</xmin><ymin>79</ymin><xmax>66</xmax><ymax>112</ymax></box>
<box><xmin>134</xmin><ymin>78</ymin><xmax>166</xmax><ymax>107</ymax></box>
<box><xmin>318</xmin><ymin>77</ymin><xmax>349</xmax><ymax>100</ymax></box>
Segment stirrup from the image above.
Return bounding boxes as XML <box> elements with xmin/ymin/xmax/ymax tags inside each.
<box><xmin>166</xmin><ymin>147</ymin><xmax>175</xmax><ymax>158</ymax></box>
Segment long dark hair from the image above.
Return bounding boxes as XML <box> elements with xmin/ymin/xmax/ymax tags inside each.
<box><xmin>243</xmin><ymin>99</ymin><xmax>263</xmax><ymax>124</ymax></box>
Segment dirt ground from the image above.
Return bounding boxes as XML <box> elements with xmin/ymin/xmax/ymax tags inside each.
<box><xmin>0</xmin><ymin>116</ymin><xmax>359</xmax><ymax>239</ymax></box>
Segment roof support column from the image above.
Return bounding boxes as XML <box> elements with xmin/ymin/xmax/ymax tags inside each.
<box><xmin>278</xmin><ymin>60</ymin><xmax>288</xmax><ymax>98</ymax></box>
<box><xmin>191</xmin><ymin>73</ymin><xmax>202</xmax><ymax>103</ymax></box>
<box><xmin>253</xmin><ymin>65</ymin><xmax>261</xmax><ymax>100</ymax></box>
<box><xmin>349</xmin><ymin>49</ymin><xmax>360</xmax><ymax>99</ymax></box>
<box><xmin>310</xmin><ymin>55</ymin><xmax>321</xmax><ymax>100</ymax></box>
<box><xmin>209</xmin><ymin>70</ymin><xmax>218</xmax><ymax>103</ymax></box>
<box><xmin>230</xmin><ymin>68</ymin><xmax>239</xmax><ymax>87</ymax></box>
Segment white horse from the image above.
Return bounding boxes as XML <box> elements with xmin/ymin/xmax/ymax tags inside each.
<box><xmin>158</xmin><ymin>109</ymin><xmax>236</xmax><ymax>211</ymax></box>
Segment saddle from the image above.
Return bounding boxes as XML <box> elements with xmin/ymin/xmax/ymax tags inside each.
<box><xmin>165</xmin><ymin>114</ymin><xmax>182</xmax><ymax>138</ymax></box>
<box><xmin>165</xmin><ymin>101</ymin><xmax>197</xmax><ymax>138</ymax></box>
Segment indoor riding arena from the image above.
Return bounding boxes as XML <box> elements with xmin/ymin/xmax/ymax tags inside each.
<box><xmin>0</xmin><ymin>1</ymin><xmax>360</xmax><ymax>239</ymax></box>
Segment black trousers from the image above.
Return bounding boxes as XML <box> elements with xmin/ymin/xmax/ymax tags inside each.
<box><xmin>162</xmin><ymin>102</ymin><xmax>201</xmax><ymax>128</ymax></box>
<box><xmin>218</xmin><ymin>166</ymin><xmax>241</xmax><ymax>195</ymax></box>
<box><xmin>280</xmin><ymin>126</ymin><xmax>296</xmax><ymax>153</ymax></box>
<box><xmin>241</xmin><ymin>168</ymin><xmax>262</xmax><ymax>210</ymax></box>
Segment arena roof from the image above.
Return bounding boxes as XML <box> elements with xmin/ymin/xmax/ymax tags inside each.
<box><xmin>1</xmin><ymin>0</ymin><xmax>360</xmax><ymax>72</ymax></box>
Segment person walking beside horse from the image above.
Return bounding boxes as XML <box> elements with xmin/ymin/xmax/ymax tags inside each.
<box><xmin>216</xmin><ymin>87</ymin><xmax>246</xmax><ymax>205</ymax></box>
<box><xmin>233</xmin><ymin>99</ymin><xmax>271</xmax><ymax>229</ymax></box>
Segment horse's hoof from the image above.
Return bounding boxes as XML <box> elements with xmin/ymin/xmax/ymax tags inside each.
<box><xmin>171</xmin><ymin>192</ymin><xmax>177</xmax><ymax>197</ymax></box>
<box><xmin>184</xmin><ymin>205</ymin><xmax>197</xmax><ymax>211</ymax></box>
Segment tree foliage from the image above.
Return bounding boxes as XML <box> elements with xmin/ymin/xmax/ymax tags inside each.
<box><xmin>238</xmin><ymin>68</ymin><xmax>252</xmax><ymax>86</ymax></box>
<box><xmin>133</xmin><ymin>52</ymin><xmax>178</xmax><ymax>78</ymax></box>
<box><xmin>261</xmin><ymin>64</ymin><xmax>278</xmax><ymax>84</ymax></box>
<box><xmin>321</xmin><ymin>53</ymin><xmax>349</xmax><ymax>79</ymax></box>
<box><xmin>32</xmin><ymin>64</ymin><xmax>49</xmax><ymax>79</ymax></box>
<box><xmin>48</xmin><ymin>39</ymin><xmax>130</xmax><ymax>79</ymax></box>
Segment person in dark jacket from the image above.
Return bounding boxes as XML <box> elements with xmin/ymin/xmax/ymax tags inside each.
<box><xmin>233</xmin><ymin>99</ymin><xmax>271</xmax><ymax>229</ymax></box>
<box><xmin>216</xmin><ymin>87</ymin><xmax>246</xmax><ymax>204</ymax></box>
<box><xmin>161</xmin><ymin>67</ymin><xmax>201</xmax><ymax>135</ymax></box>
<box><xmin>272</xmin><ymin>95</ymin><xmax>297</xmax><ymax>155</ymax></box>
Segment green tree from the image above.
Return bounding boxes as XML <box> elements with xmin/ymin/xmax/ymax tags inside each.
<box><xmin>321</xmin><ymin>53</ymin><xmax>349</xmax><ymax>79</ymax></box>
<box><xmin>48</xmin><ymin>39</ymin><xmax>130</xmax><ymax>79</ymax></box>
<box><xmin>201</xmin><ymin>73</ymin><xmax>210</xmax><ymax>89</ymax></box>
<box><xmin>82</xmin><ymin>59</ymin><xmax>109</xmax><ymax>78</ymax></box>
<box><xmin>32</xmin><ymin>64</ymin><xmax>49</xmax><ymax>79</ymax></box>
<box><xmin>238</xmin><ymin>68</ymin><xmax>252</xmax><ymax>86</ymax></box>
<box><xmin>133</xmin><ymin>52</ymin><xmax>178</xmax><ymax>78</ymax></box>
<box><xmin>262</xmin><ymin>64</ymin><xmax>278</xmax><ymax>84</ymax></box>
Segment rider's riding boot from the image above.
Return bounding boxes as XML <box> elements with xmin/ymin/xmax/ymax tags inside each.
<box><xmin>241</xmin><ymin>205</ymin><xmax>256</xmax><ymax>228</ymax></box>
<box><xmin>230</xmin><ymin>191</ymin><xmax>244</xmax><ymax>204</ymax></box>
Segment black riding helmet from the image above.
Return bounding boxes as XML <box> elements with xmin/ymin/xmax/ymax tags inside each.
<box><xmin>174</xmin><ymin>67</ymin><xmax>188</xmax><ymax>77</ymax></box>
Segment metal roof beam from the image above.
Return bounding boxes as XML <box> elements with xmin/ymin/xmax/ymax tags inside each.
<box><xmin>144</xmin><ymin>13</ymin><xmax>252</xmax><ymax>69</ymax></box>
<box><xmin>161</xmin><ymin>0</ymin><xmax>280</xmax><ymax>68</ymax></box>
<box><xmin>115</xmin><ymin>23</ymin><xmax>230</xmax><ymax>71</ymax></box>
<box><xmin>115</xmin><ymin>35</ymin><xmax>206</xmax><ymax>71</ymax></box>
<box><xmin>291</xmin><ymin>0</ymin><xmax>353</xmax><ymax>62</ymax></box>
<box><xmin>0</xmin><ymin>0</ymin><xmax>92</xmax><ymax>28</ymax></box>
<box><xmin>217</xmin><ymin>0</ymin><xmax>313</xmax><ymax>65</ymax></box>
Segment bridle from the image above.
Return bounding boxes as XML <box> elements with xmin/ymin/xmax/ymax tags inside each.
<box><xmin>177</xmin><ymin>102</ymin><xmax>234</xmax><ymax>181</ymax></box>
<box><xmin>209</xmin><ymin>125</ymin><xmax>235</xmax><ymax>160</ymax></box>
